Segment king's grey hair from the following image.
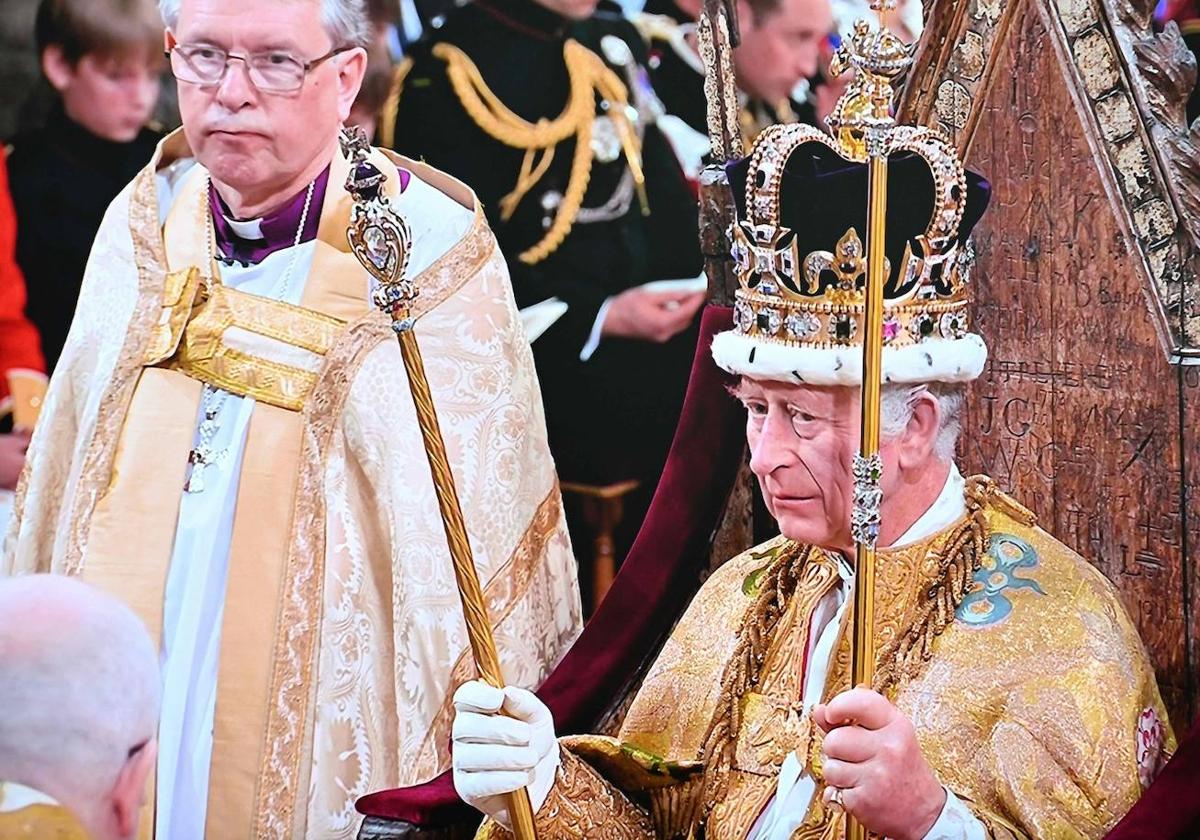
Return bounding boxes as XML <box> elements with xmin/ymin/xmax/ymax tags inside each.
<box><xmin>159</xmin><ymin>0</ymin><xmax>372</xmax><ymax>48</ymax></box>
<box><xmin>879</xmin><ymin>382</ymin><xmax>965</xmax><ymax>462</ymax></box>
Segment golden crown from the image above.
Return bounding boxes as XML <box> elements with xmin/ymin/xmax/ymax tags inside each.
<box><xmin>728</xmin><ymin>17</ymin><xmax>976</xmax><ymax>356</ymax></box>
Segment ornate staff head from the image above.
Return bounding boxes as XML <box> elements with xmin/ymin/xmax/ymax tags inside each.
<box><xmin>340</xmin><ymin>126</ymin><xmax>417</xmax><ymax>332</ymax></box>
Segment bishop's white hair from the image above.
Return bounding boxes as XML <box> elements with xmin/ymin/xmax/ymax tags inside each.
<box><xmin>159</xmin><ymin>0</ymin><xmax>371</xmax><ymax>48</ymax></box>
<box><xmin>879</xmin><ymin>382</ymin><xmax>965</xmax><ymax>462</ymax></box>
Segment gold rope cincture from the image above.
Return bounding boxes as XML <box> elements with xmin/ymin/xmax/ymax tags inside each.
<box><xmin>434</xmin><ymin>40</ymin><xmax>646</xmax><ymax>263</ymax></box>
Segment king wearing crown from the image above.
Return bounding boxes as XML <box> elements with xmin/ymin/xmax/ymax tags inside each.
<box><xmin>447</xmin><ymin>10</ymin><xmax>1174</xmax><ymax>840</ymax></box>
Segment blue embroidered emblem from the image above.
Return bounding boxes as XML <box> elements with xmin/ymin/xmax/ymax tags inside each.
<box><xmin>956</xmin><ymin>533</ymin><xmax>1045</xmax><ymax>627</ymax></box>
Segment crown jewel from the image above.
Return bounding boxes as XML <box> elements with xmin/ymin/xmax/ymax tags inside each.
<box><xmin>728</xmin><ymin>7</ymin><xmax>977</xmax><ymax>357</ymax></box>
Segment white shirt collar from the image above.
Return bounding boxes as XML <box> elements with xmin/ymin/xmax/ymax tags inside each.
<box><xmin>225</xmin><ymin>215</ymin><xmax>264</xmax><ymax>240</ymax></box>
<box><xmin>891</xmin><ymin>462</ymin><xmax>965</xmax><ymax>548</ymax></box>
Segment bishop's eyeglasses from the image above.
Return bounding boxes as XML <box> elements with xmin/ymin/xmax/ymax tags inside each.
<box><xmin>167</xmin><ymin>43</ymin><xmax>350</xmax><ymax>94</ymax></box>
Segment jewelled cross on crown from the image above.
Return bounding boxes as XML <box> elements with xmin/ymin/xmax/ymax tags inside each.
<box><xmin>731</xmin><ymin>223</ymin><xmax>798</xmax><ymax>297</ymax></box>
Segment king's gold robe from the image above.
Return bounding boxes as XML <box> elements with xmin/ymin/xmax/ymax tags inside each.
<box><xmin>483</xmin><ymin>478</ymin><xmax>1172</xmax><ymax>839</ymax></box>
<box><xmin>3</xmin><ymin>131</ymin><xmax>583</xmax><ymax>838</ymax></box>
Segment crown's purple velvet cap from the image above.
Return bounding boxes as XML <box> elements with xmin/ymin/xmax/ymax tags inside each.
<box><xmin>726</xmin><ymin>142</ymin><xmax>992</xmax><ymax>296</ymax></box>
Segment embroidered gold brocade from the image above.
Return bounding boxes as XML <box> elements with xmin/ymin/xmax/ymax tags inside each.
<box><xmin>486</xmin><ymin>750</ymin><xmax>656</xmax><ymax>840</ymax></box>
<box><xmin>158</xmin><ymin>283</ymin><xmax>346</xmax><ymax>412</ymax></box>
<box><xmin>492</xmin><ymin>483</ymin><xmax>1174</xmax><ymax>840</ymax></box>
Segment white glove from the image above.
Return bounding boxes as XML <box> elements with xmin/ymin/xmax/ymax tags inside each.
<box><xmin>451</xmin><ymin>680</ymin><xmax>560</xmax><ymax>827</ymax></box>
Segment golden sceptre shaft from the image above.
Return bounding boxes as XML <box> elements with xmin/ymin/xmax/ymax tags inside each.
<box><xmin>340</xmin><ymin>128</ymin><xmax>538</xmax><ymax>840</ymax></box>
<box><xmin>847</xmin><ymin>150</ymin><xmax>888</xmax><ymax>840</ymax></box>
<box><xmin>395</xmin><ymin>326</ymin><xmax>539</xmax><ymax>840</ymax></box>
<box><xmin>827</xmin><ymin>3</ymin><xmax>909</xmax><ymax>837</ymax></box>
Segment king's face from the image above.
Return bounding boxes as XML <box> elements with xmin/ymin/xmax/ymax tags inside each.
<box><xmin>735</xmin><ymin>378</ymin><xmax>864</xmax><ymax>551</ymax></box>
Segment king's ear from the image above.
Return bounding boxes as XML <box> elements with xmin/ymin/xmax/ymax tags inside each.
<box><xmin>897</xmin><ymin>389</ymin><xmax>942</xmax><ymax>470</ymax></box>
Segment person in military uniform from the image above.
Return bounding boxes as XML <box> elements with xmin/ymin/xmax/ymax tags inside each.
<box><xmin>384</xmin><ymin>0</ymin><xmax>704</xmax><ymax>502</ymax></box>
<box><xmin>633</xmin><ymin>0</ymin><xmax>834</xmax><ymax>176</ymax></box>
<box><xmin>446</xmin><ymin>43</ymin><xmax>1174</xmax><ymax>840</ymax></box>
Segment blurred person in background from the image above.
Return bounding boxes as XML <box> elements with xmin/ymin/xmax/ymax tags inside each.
<box><xmin>348</xmin><ymin>0</ymin><xmax>403</xmax><ymax>137</ymax></box>
<box><xmin>633</xmin><ymin>0</ymin><xmax>834</xmax><ymax>178</ymax></box>
<box><xmin>0</xmin><ymin>574</ymin><xmax>160</xmax><ymax>840</ymax></box>
<box><xmin>6</xmin><ymin>0</ymin><xmax>163</xmax><ymax>374</ymax></box>
<box><xmin>0</xmin><ymin>151</ymin><xmax>45</xmax><ymax>534</ymax></box>
<box><xmin>386</xmin><ymin>0</ymin><xmax>706</xmax><ymax>564</ymax></box>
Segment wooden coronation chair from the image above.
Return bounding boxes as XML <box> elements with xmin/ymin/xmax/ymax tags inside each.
<box><xmin>900</xmin><ymin>0</ymin><xmax>1199</xmax><ymax>731</ymax></box>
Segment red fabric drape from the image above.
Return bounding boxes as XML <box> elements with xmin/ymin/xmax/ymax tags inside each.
<box><xmin>356</xmin><ymin>304</ymin><xmax>745</xmax><ymax>825</ymax></box>
<box><xmin>0</xmin><ymin>150</ymin><xmax>45</xmax><ymax>401</ymax></box>
<box><xmin>1165</xmin><ymin>0</ymin><xmax>1200</xmax><ymax>25</ymax></box>
<box><xmin>1105</xmin><ymin>717</ymin><xmax>1200</xmax><ymax>840</ymax></box>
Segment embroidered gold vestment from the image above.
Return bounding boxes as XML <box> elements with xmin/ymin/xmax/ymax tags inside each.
<box><xmin>0</xmin><ymin>781</ymin><xmax>89</xmax><ymax>840</ymax></box>
<box><xmin>482</xmin><ymin>480</ymin><xmax>1173</xmax><ymax>839</ymax></box>
<box><xmin>3</xmin><ymin>130</ymin><xmax>583</xmax><ymax>839</ymax></box>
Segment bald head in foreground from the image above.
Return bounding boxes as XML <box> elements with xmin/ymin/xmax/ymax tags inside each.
<box><xmin>0</xmin><ymin>575</ymin><xmax>160</xmax><ymax>840</ymax></box>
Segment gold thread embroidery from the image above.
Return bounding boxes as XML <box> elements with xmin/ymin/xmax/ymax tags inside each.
<box><xmin>169</xmin><ymin>344</ymin><xmax>319</xmax><ymax>412</ymax></box>
<box><xmin>206</xmin><ymin>285</ymin><xmax>344</xmax><ymax>354</ymax></box>
<box><xmin>489</xmin><ymin>749</ymin><xmax>656</xmax><ymax>839</ymax></box>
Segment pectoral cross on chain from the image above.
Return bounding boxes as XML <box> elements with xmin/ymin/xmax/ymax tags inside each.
<box><xmin>184</xmin><ymin>388</ymin><xmax>230</xmax><ymax>493</ymax></box>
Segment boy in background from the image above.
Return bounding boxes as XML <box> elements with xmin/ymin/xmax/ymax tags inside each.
<box><xmin>6</xmin><ymin>0</ymin><xmax>163</xmax><ymax>373</ymax></box>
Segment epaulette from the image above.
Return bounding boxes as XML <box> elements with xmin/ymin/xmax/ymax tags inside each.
<box><xmin>631</xmin><ymin>12</ymin><xmax>703</xmax><ymax>75</ymax></box>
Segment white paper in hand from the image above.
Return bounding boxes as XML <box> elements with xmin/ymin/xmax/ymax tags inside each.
<box><xmin>519</xmin><ymin>298</ymin><xmax>569</xmax><ymax>344</ymax></box>
<box><xmin>640</xmin><ymin>275</ymin><xmax>708</xmax><ymax>295</ymax></box>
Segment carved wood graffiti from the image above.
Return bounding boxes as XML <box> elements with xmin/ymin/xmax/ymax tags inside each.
<box><xmin>904</xmin><ymin>0</ymin><xmax>1198</xmax><ymax>726</ymax></box>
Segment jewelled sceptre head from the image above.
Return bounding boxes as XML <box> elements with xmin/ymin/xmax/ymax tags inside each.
<box><xmin>340</xmin><ymin>126</ymin><xmax>539</xmax><ymax>840</ymax></box>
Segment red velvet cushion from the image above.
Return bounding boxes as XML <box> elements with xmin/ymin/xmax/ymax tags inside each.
<box><xmin>356</xmin><ymin>305</ymin><xmax>744</xmax><ymax>824</ymax></box>
<box><xmin>1105</xmin><ymin>717</ymin><xmax>1200</xmax><ymax>839</ymax></box>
